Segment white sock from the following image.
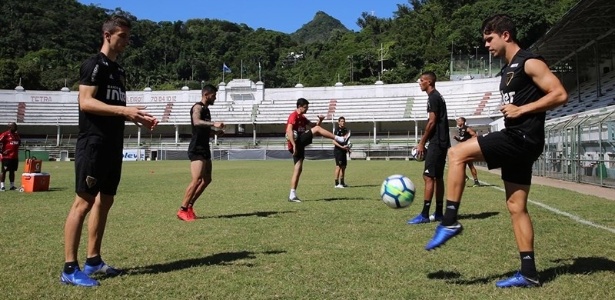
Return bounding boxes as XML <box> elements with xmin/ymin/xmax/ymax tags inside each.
<box><xmin>0</xmin><ymin>182</ymin><xmax>4</xmax><ymax>189</ymax></box>
<box><xmin>290</xmin><ymin>189</ymin><xmax>296</xmax><ymax>198</ymax></box>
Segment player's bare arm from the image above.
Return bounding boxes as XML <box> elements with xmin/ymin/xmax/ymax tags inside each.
<box><xmin>500</xmin><ymin>59</ymin><xmax>568</xmax><ymax>119</ymax></box>
<box><xmin>285</xmin><ymin>123</ymin><xmax>297</xmax><ymax>152</ymax></box>
<box><xmin>467</xmin><ymin>127</ymin><xmax>477</xmax><ymax>138</ymax></box>
<box><xmin>417</xmin><ymin>111</ymin><xmax>436</xmax><ymax>156</ymax></box>
<box><xmin>78</xmin><ymin>85</ymin><xmax>158</xmax><ymax>130</ymax></box>
<box><xmin>191</xmin><ymin>104</ymin><xmax>224</xmax><ymax>129</ymax></box>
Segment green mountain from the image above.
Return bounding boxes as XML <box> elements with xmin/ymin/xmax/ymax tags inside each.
<box><xmin>291</xmin><ymin>11</ymin><xmax>350</xmax><ymax>44</ymax></box>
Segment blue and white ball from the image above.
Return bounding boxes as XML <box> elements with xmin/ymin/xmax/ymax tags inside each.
<box><xmin>380</xmin><ymin>174</ymin><xmax>416</xmax><ymax>209</ymax></box>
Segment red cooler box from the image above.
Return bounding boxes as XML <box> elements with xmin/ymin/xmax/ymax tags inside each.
<box><xmin>21</xmin><ymin>172</ymin><xmax>50</xmax><ymax>192</ymax></box>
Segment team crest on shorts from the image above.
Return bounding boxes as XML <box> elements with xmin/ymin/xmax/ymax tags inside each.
<box><xmin>86</xmin><ymin>176</ymin><xmax>97</xmax><ymax>188</ymax></box>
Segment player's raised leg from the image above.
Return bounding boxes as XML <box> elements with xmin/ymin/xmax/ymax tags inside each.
<box><xmin>311</xmin><ymin>125</ymin><xmax>350</xmax><ymax>143</ymax></box>
<box><xmin>425</xmin><ymin>138</ymin><xmax>483</xmax><ymax>250</ymax></box>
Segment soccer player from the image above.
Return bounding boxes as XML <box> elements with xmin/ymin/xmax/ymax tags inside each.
<box><xmin>60</xmin><ymin>15</ymin><xmax>158</xmax><ymax>287</ymax></box>
<box><xmin>0</xmin><ymin>122</ymin><xmax>21</xmax><ymax>191</ymax></box>
<box><xmin>424</xmin><ymin>14</ymin><xmax>568</xmax><ymax>288</ymax></box>
<box><xmin>286</xmin><ymin>98</ymin><xmax>350</xmax><ymax>202</ymax></box>
<box><xmin>177</xmin><ymin>84</ymin><xmax>224</xmax><ymax>221</ymax></box>
<box><xmin>407</xmin><ymin>71</ymin><xmax>451</xmax><ymax>224</ymax></box>
<box><xmin>333</xmin><ymin>116</ymin><xmax>351</xmax><ymax>188</ymax></box>
<box><xmin>453</xmin><ymin>117</ymin><xmax>481</xmax><ymax>187</ymax></box>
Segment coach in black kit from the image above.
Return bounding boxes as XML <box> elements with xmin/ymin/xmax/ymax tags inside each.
<box><xmin>60</xmin><ymin>15</ymin><xmax>158</xmax><ymax>287</ymax></box>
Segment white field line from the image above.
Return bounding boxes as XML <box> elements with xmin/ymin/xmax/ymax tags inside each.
<box><xmin>486</xmin><ymin>183</ymin><xmax>615</xmax><ymax>234</ymax></box>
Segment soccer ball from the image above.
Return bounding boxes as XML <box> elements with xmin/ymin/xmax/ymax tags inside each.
<box><xmin>380</xmin><ymin>174</ymin><xmax>416</xmax><ymax>209</ymax></box>
<box><xmin>411</xmin><ymin>147</ymin><xmax>424</xmax><ymax>161</ymax></box>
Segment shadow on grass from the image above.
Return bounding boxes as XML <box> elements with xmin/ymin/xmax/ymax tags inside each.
<box><xmin>20</xmin><ymin>187</ymin><xmax>67</xmax><ymax>192</ymax></box>
<box><xmin>458</xmin><ymin>211</ymin><xmax>499</xmax><ymax>220</ymax></box>
<box><xmin>541</xmin><ymin>257</ymin><xmax>615</xmax><ymax>284</ymax></box>
<box><xmin>344</xmin><ymin>184</ymin><xmax>380</xmax><ymax>188</ymax></box>
<box><xmin>314</xmin><ymin>197</ymin><xmax>372</xmax><ymax>202</ymax></box>
<box><xmin>202</xmin><ymin>211</ymin><xmax>297</xmax><ymax>219</ymax></box>
<box><xmin>126</xmin><ymin>250</ymin><xmax>286</xmax><ymax>275</ymax></box>
<box><xmin>428</xmin><ymin>256</ymin><xmax>615</xmax><ymax>285</ymax></box>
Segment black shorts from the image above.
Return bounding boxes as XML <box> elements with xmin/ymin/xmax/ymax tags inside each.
<box><xmin>1</xmin><ymin>159</ymin><xmax>18</xmax><ymax>172</ymax></box>
<box><xmin>74</xmin><ymin>136</ymin><xmax>123</xmax><ymax>196</ymax></box>
<box><xmin>334</xmin><ymin>149</ymin><xmax>347</xmax><ymax>167</ymax></box>
<box><xmin>289</xmin><ymin>130</ymin><xmax>314</xmax><ymax>164</ymax></box>
<box><xmin>477</xmin><ymin>130</ymin><xmax>543</xmax><ymax>185</ymax></box>
<box><xmin>423</xmin><ymin>145</ymin><xmax>448</xmax><ymax>178</ymax></box>
<box><xmin>188</xmin><ymin>149</ymin><xmax>211</xmax><ymax>161</ymax></box>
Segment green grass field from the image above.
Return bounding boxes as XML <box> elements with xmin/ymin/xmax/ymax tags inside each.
<box><xmin>1</xmin><ymin>160</ymin><xmax>614</xmax><ymax>299</ymax></box>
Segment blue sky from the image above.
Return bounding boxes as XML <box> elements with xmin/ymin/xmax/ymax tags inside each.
<box><xmin>78</xmin><ymin>0</ymin><xmax>406</xmax><ymax>33</ymax></box>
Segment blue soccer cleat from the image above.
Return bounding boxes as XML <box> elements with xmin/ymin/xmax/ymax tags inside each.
<box><xmin>496</xmin><ymin>271</ymin><xmax>541</xmax><ymax>288</ymax></box>
<box><xmin>407</xmin><ymin>214</ymin><xmax>430</xmax><ymax>225</ymax></box>
<box><xmin>60</xmin><ymin>268</ymin><xmax>100</xmax><ymax>287</ymax></box>
<box><xmin>425</xmin><ymin>222</ymin><xmax>463</xmax><ymax>250</ymax></box>
<box><xmin>83</xmin><ymin>261</ymin><xmax>123</xmax><ymax>276</ymax></box>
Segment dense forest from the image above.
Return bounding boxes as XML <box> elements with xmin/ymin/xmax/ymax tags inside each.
<box><xmin>0</xmin><ymin>0</ymin><xmax>577</xmax><ymax>91</ymax></box>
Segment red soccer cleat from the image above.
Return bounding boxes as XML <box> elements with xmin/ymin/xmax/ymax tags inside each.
<box><xmin>177</xmin><ymin>209</ymin><xmax>195</xmax><ymax>221</ymax></box>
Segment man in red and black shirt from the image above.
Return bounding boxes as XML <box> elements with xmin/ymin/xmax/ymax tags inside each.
<box><xmin>285</xmin><ymin>98</ymin><xmax>350</xmax><ymax>202</ymax></box>
<box><xmin>0</xmin><ymin>122</ymin><xmax>21</xmax><ymax>191</ymax></box>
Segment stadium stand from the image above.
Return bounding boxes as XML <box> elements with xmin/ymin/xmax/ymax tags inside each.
<box><xmin>0</xmin><ymin>101</ymin><xmax>18</xmax><ymax>123</ymax></box>
<box><xmin>22</xmin><ymin>102</ymin><xmax>79</xmax><ymax>125</ymax></box>
<box><xmin>408</xmin><ymin>90</ymin><xmax>500</xmax><ymax>120</ymax></box>
<box><xmin>548</xmin><ymin>71</ymin><xmax>615</xmax><ymax>119</ymax></box>
<box><xmin>168</xmin><ymin>100</ymin><xmax>255</xmax><ymax>124</ymax></box>
<box><xmin>0</xmin><ymin>77</ymin><xmax>504</xmax><ymax>132</ymax></box>
<box><xmin>254</xmin><ymin>98</ymin><xmax>330</xmax><ymax>124</ymax></box>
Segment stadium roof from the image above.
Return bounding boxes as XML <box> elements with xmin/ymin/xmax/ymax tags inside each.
<box><xmin>530</xmin><ymin>0</ymin><xmax>615</xmax><ymax>66</ymax></box>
